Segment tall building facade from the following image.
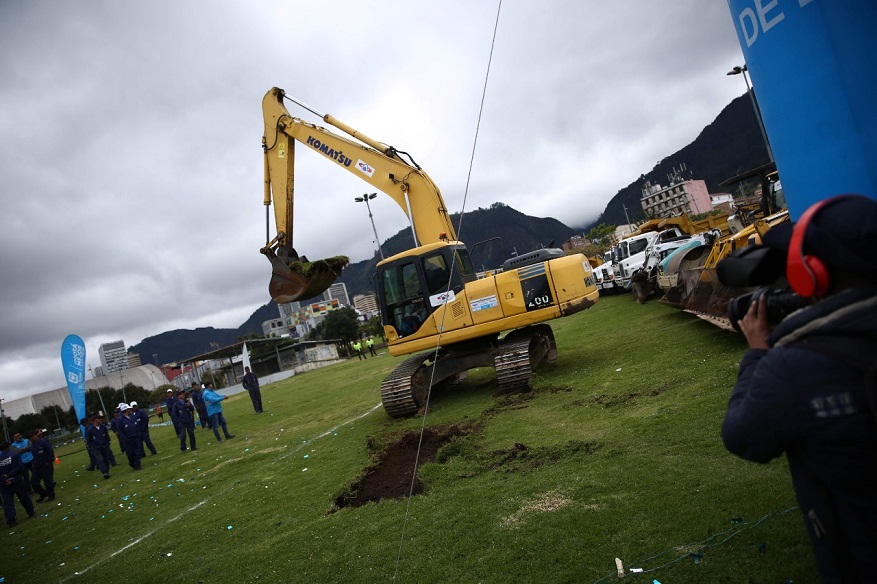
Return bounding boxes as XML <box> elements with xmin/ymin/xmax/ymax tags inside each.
<box><xmin>99</xmin><ymin>340</ymin><xmax>129</xmax><ymax>374</ymax></box>
<box><xmin>324</xmin><ymin>282</ymin><xmax>350</xmax><ymax>307</ymax></box>
<box><xmin>353</xmin><ymin>293</ymin><xmax>379</xmax><ymax>317</ymax></box>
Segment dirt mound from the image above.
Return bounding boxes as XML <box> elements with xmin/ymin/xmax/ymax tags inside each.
<box><xmin>334</xmin><ymin>425</ymin><xmax>467</xmax><ymax>509</ymax></box>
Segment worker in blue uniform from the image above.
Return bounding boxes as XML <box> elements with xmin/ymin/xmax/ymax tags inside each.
<box><xmin>0</xmin><ymin>440</ymin><xmax>35</xmax><ymax>527</ymax></box>
<box><xmin>85</xmin><ymin>413</ymin><xmax>114</xmax><ymax>479</ymax></box>
<box><xmin>165</xmin><ymin>388</ymin><xmax>180</xmax><ymax>436</ymax></box>
<box><xmin>28</xmin><ymin>428</ymin><xmax>56</xmax><ymax>501</ymax></box>
<box><xmin>171</xmin><ymin>390</ymin><xmax>197</xmax><ymax>453</ymax></box>
<box><xmin>110</xmin><ymin>407</ymin><xmax>126</xmax><ymax>455</ymax></box>
<box><xmin>130</xmin><ymin>401</ymin><xmax>157</xmax><ymax>456</ymax></box>
<box><xmin>118</xmin><ymin>404</ymin><xmax>142</xmax><ymax>470</ymax></box>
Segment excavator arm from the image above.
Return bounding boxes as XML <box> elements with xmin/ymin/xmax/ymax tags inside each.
<box><xmin>261</xmin><ymin>87</ymin><xmax>457</xmax><ymax>302</ymax></box>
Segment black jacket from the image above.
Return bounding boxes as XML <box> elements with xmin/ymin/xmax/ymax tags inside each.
<box><xmin>723</xmin><ymin>286</ymin><xmax>877</xmax><ymax>583</ymax></box>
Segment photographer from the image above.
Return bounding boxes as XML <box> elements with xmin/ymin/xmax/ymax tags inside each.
<box><xmin>721</xmin><ymin>195</ymin><xmax>877</xmax><ymax>583</ymax></box>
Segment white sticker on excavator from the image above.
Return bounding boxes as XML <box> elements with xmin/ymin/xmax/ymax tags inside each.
<box><xmin>470</xmin><ymin>295</ymin><xmax>498</xmax><ymax>312</ymax></box>
<box><xmin>356</xmin><ymin>160</ymin><xmax>375</xmax><ymax>177</ymax></box>
<box><xmin>429</xmin><ymin>289</ymin><xmax>455</xmax><ymax>307</ymax></box>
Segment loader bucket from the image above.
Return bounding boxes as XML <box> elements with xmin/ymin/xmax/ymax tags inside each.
<box><xmin>265</xmin><ymin>251</ymin><xmax>349</xmax><ymax>303</ymax></box>
<box><xmin>659</xmin><ymin>245</ymin><xmax>711</xmax><ymax>309</ymax></box>
<box><xmin>681</xmin><ymin>267</ymin><xmax>745</xmax><ymax>331</ymax></box>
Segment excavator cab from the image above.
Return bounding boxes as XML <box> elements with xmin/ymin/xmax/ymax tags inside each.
<box><xmin>378</xmin><ymin>243</ymin><xmax>475</xmax><ymax>338</ymax></box>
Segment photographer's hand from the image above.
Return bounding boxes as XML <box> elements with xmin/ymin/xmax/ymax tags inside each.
<box><xmin>739</xmin><ymin>294</ymin><xmax>771</xmax><ymax>350</ymax></box>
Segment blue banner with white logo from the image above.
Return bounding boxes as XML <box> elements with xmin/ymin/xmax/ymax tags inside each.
<box><xmin>61</xmin><ymin>334</ymin><xmax>87</xmax><ymax>436</ymax></box>
<box><xmin>727</xmin><ymin>0</ymin><xmax>877</xmax><ymax>217</ymax></box>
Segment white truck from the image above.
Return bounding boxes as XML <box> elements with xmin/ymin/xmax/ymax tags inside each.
<box><xmin>595</xmin><ymin>251</ymin><xmax>621</xmax><ymax>294</ymax></box>
<box><xmin>612</xmin><ymin>227</ymin><xmax>689</xmax><ymax>292</ymax></box>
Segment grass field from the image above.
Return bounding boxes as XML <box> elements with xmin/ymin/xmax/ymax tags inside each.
<box><xmin>1</xmin><ymin>294</ymin><xmax>817</xmax><ymax>583</ymax></box>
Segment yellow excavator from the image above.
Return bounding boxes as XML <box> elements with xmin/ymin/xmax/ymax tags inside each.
<box><xmin>260</xmin><ymin>87</ymin><xmax>600</xmax><ymax>417</ymax></box>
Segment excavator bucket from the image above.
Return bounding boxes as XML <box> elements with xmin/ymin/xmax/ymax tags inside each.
<box><xmin>264</xmin><ymin>250</ymin><xmax>349</xmax><ymax>303</ymax></box>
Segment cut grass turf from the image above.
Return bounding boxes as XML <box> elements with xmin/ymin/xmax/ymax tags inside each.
<box><xmin>1</xmin><ymin>294</ymin><xmax>817</xmax><ymax>583</ymax></box>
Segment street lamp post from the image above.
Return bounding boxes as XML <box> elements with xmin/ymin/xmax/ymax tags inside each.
<box><xmin>52</xmin><ymin>405</ymin><xmax>62</xmax><ymax>432</ymax></box>
<box><xmin>728</xmin><ymin>64</ymin><xmax>774</xmax><ymax>164</ymax></box>
<box><xmin>354</xmin><ymin>193</ymin><xmax>385</xmax><ymax>260</ymax></box>
<box><xmin>89</xmin><ymin>364</ymin><xmax>108</xmax><ymax>417</ymax></box>
<box><xmin>0</xmin><ymin>398</ymin><xmax>9</xmax><ymax>442</ymax></box>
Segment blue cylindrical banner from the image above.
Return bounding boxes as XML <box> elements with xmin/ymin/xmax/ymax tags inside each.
<box><xmin>726</xmin><ymin>0</ymin><xmax>877</xmax><ymax>218</ymax></box>
<box><xmin>61</xmin><ymin>334</ymin><xmax>87</xmax><ymax>436</ymax></box>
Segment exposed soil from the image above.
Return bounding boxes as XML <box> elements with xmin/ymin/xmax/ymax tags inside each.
<box><xmin>333</xmin><ymin>425</ymin><xmax>468</xmax><ymax>509</ymax></box>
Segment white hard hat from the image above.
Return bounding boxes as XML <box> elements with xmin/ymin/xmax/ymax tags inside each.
<box><xmin>130</xmin><ymin>401</ymin><xmax>138</xmax><ymax>407</ymax></box>
<box><xmin>120</xmin><ymin>404</ymin><xmax>131</xmax><ymax>411</ymax></box>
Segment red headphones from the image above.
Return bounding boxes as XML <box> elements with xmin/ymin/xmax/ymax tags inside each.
<box><xmin>787</xmin><ymin>194</ymin><xmax>863</xmax><ymax>299</ymax></box>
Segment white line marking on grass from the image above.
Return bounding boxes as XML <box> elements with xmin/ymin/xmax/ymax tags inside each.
<box><xmin>276</xmin><ymin>402</ymin><xmax>383</xmax><ymax>462</ymax></box>
<box><xmin>316</xmin><ymin>403</ymin><xmax>383</xmax><ymax>439</ymax></box>
<box><xmin>62</xmin><ymin>403</ymin><xmax>382</xmax><ymax>581</ymax></box>
<box><xmin>63</xmin><ymin>499</ymin><xmax>210</xmax><ymax>580</ymax></box>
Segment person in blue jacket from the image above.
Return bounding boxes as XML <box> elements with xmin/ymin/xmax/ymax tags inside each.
<box><xmin>722</xmin><ymin>196</ymin><xmax>877</xmax><ymax>583</ymax></box>
<box><xmin>118</xmin><ymin>404</ymin><xmax>142</xmax><ymax>470</ymax></box>
<box><xmin>0</xmin><ymin>440</ymin><xmax>35</xmax><ymax>527</ymax></box>
<box><xmin>10</xmin><ymin>431</ymin><xmax>33</xmax><ymax>492</ymax></box>
<box><xmin>85</xmin><ymin>413</ymin><xmax>114</xmax><ymax>479</ymax></box>
<box><xmin>28</xmin><ymin>428</ymin><xmax>56</xmax><ymax>501</ymax></box>
<box><xmin>202</xmin><ymin>382</ymin><xmax>235</xmax><ymax>442</ymax></box>
<box><xmin>171</xmin><ymin>390</ymin><xmax>197</xmax><ymax>453</ymax></box>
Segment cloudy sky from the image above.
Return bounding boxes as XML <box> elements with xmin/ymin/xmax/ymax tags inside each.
<box><xmin>0</xmin><ymin>1</ymin><xmax>747</xmax><ymax>401</ymax></box>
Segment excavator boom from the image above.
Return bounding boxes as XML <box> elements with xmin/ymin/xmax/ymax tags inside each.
<box><xmin>261</xmin><ymin>87</ymin><xmax>457</xmax><ymax>301</ymax></box>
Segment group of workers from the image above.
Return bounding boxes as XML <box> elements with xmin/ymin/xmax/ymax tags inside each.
<box><xmin>352</xmin><ymin>337</ymin><xmax>378</xmax><ymax>360</ymax></box>
<box><xmin>163</xmin><ymin>380</ymin><xmax>239</xmax><ymax>454</ymax></box>
<box><xmin>1</xmin><ymin>428</ymin><xmax>56</xmax><ymax>527</ymax></box>
<box><xmin>0</xmin><ymin>370</ymin><xmax>265</xmax><ymax>530</ymax></box>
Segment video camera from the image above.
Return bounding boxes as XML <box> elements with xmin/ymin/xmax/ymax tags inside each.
<box><xmin>716</xmin><ymin>244</ymin><xmax>812</xmax><ymax>333</ymax></box>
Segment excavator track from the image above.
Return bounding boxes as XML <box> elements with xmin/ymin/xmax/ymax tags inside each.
<box><xmin>380</xmin><ymin>353</ymin><xmax>430</xmax><ymax>418</ymax></box>
<box><xmin>494</xmin><ymin>325</ymin><xmax>557</xmax><ymax>391</ymax></box>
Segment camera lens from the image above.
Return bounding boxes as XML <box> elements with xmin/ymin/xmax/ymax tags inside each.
<box><xmin>727</xmin><ymin>288</ymin><xmax>812</xmax><ymax>333</ymax></box>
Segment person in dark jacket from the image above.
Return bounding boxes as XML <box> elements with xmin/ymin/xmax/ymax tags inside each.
<box><xmin>118</xmin><ymin>404</ymin><xmax>142</xmax><ymax>470</ymax></box>
<box><xmin>80</xmin><ymin>415</ymin><xmax>97</xmax><ymax>471</ymax></box>
<box><xmin>191</xmin><ymin>382</ymin><xmax>210</xmax><ymax>429</ymax></box>
<box><xmin>110</xmin><ymin>407</ymin><xmax>126</xmax><ymax>454</ymax></box>
<box><xmin>165</xmin><ymin>388</ymin><xmax>180</xmax><ymax>436</ymax></box>
<box><xmin>242</xmin><ymin>367</ymin><xmax>263</xmax><ymax>413</ymax></box>
<box><xmin>85</xmin><ymin>413</ymin><xmax>114</xmax><ymax>479</ymax></box>
<box><xmin>130</xmin><ymin>401</ymin><xmax>157</xmax><ymax>456</ymax></box>
<box><xmin>722</xmin><ymin>195</ymin><xmax>877</xmax><ymax>584</ymax></box>
<box><xmin>0</xmin><ymin>440</ymin><xmax>35</xmax><ymax>527</ymax></box>
<box><xmin>171</xmin><ymin>390</ymin><xmax>197</xmax><ymax>453</ymax></box>
<box><xmin>28</xmin><ymin>428</ymin><xmax>56</xmax><ymax>501</ymax></box>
